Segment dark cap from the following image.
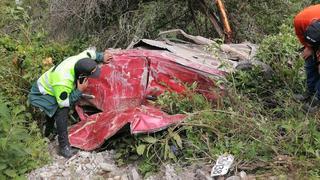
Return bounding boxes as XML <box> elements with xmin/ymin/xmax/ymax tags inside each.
<box><xmin>305</xmin><ymin>20</ymin><xmax>320</xmax><ymax>49</ymax></box>
<box><xmin>74</xmin><ymin>58</ymin><xmax>101</xmax><ymax>79</ymax></box>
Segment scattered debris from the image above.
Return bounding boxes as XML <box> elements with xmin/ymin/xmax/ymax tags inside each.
<box><xmin>27</xmin><ymin>140</ymin><xmax>133</xmax><ymax>179</ymax></box>
<box><xmin>211</xmin><ymin>154</ymin><xmax>234</xmax><ymax>177</ymax></box>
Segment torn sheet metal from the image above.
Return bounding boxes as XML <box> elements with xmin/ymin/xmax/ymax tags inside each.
<box><xmin>69</xmin><ymin>31</ymin><xmax>260</xmax><ymax>150</ymax></box>
<box><xmin>69</xmin><ymin>49</ymin><xmax>220</xmax><ymax>150</ymax></box>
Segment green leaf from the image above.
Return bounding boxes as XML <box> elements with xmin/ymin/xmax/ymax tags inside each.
<box><xmin>164</xmin><ymin>141</ymin><xmax>169</xmax><ymax>160</ymax></box>
<box><xmin>14</xmin><ymin>175</ymin><xmax>27</xmax><ymax>180</ymax></box>
<box><xmin>168</xmin><ymin>151</ymin><xmax>176</xmax><ymax>161</ymax></box>
<box><xmin>0</xmin><ymin>174</ymin><xmax>6</xmax><ymax>180</ymax></box>
<box><xmin>0</xmin><ymin>164</ymin><xmax>7</xmax><ymax>170</ymax></box>
<box><xmin>0</xmin><ymin>104</ymin><xmax>10</xmax><ymax>119</ymax></box>
<box><xmin>0</xmin><ymin>139</ymin><xmax>7</xmax><ymax>150</ymax></box>
<box><xmin>142</xmin><ymin>136</ymin><xmax>157</xmax><ymax>144</ymax></box>
<box><xmin>12</xmin><ymin>105</ymin><xmax>26</xmax><ymax>116</ymax></box>
<box><xmin>4</xmin><ymin>169</ymin><xmax>17</xmax><ymax>178</ymax></box>
<box><xmin>173</xmin><ymin>133</ymin><xmax>182</xmax><ymax>149</ymax></box>
<box><xmin>136</xmin><ymin>144</ymin><xmax>146</xmax><ymax>155</ymax></box>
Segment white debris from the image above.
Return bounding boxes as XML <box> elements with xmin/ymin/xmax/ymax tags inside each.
<box><xmin>211</xmin><ymin>154</ymin><xmax>234</xmax><ymax>177</ymax></box>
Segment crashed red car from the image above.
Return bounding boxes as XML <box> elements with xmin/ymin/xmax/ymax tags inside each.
<box><xmin>68</xmin><ymin>33</ymin><xmax>259</xmax><ymax>150</ymax></box>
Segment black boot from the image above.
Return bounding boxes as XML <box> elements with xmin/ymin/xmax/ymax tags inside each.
<box><xmin>59</xmin><ymin>145</ymin><xmax>78</xmax><ymax>158</ymax></box>
<box><xmin>54</xmin><ymin>107</ymin><xmax>78</xmax><ymax>158</ymax></box>
<box><xmin>44</xmin><ymin>116</ymin><xmax>57</xmax><ymax>141</ymax></box>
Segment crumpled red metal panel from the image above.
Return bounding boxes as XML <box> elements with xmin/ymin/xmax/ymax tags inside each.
<box><xmin>69</xmin><ymin>49</ymin><xmax>223</xmax><ymax>150</ymax></box>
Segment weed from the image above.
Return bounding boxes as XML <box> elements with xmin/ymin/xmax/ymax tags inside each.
<box><xmin>109</xmin><ymin>26</ymin><xmax>320</xmax><ymax>178</ymax></box>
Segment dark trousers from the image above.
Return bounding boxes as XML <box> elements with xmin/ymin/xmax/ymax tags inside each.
<box><xmin>45</xmin><ymin>108</ymin><xmax>70</xmax><ymax>148</ymax></box>
<box><xmin>305</xmin><ymin>54</ymin><xmax>320</xmax><ymax>98</ymax></box>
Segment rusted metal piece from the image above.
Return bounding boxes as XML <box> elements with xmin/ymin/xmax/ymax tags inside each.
<box><xmin>215</xmin><ymin>0</ymin><xmax>233</xmax><ymax>43</ymax></box>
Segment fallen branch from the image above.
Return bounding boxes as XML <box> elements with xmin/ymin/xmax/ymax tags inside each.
<box><xmin>198</xmin><ymin>0</ymin><xmax>224</xmax><ymax>39</ymax></box>
<box><xmin>215</xmin><ymin>0</ymin><xmax>233</xmax><ymax>43</ymax></box>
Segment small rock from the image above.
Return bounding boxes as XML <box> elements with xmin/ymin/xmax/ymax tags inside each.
<box><xmin>62</xmin><ymin>171</ymin><xmax>71</xmax><ymax>177</ymax></box>
<box><xmin>130</xmin><ymin>168</ymin><xmax>141</xmax><ymax>180</ymax></box>
<box><xmin>40</xmin><ymin>172</ymin><xmax>52</xmax><ymax>178</ymax></box>
<box><xmin>95</xmin><ymin>153</ymin><xmax>105</xmax><ymax>164</ymax></box>
<box><xmin>121</xmin><ymin>174</ymin><xmax>129</xmax><ymax>180</ymax></box>
<box><xmin>165</xmin><ymin>165</ymin><xmax>179</xmax><ymax>180</ymax></box>
<box><xmin>226</xmin><ymin>176</ymin><xmax>241</xmax><ymax>180</ymax></box>
<box><xmin>108</xmin><ymin>178</ymin><xmax>114</xmax><ymax>180</ymax></box>
<box><xmin>114</xmin><ymin>176</ymin><xmax>121</xmax><ymax>180</ymax></box>
<box><xmin>79</xmin><ymin>151</ymin><xmax>91</xmax><ymax>158</ymax></box>
<box><xmin>268</xmin><ymin>177</ymin><xmax>278</xmax><ymax>180</ymax></box>
<box><xmin>76</xmin><ymin>165</ymin><xmax>82</xmax><ymax>173</ymax></box>
<box><xmin>100</xmin><ymin>163</ymin><xmax>116</xmax><ymax>172</ymax></box>
<box><xmin>86</xmin><ymin>164</ymin><xmax>94</xmax><ymax>169</ymax></box>
<box><xmin>195</xmin><ymin>169</ymin><xmax>211</xmax><ymax>180</ymax></box>
<box><xmin>239</xmin><ymin>171</ymin><xmax>247</xmax><ymax>180</ymax></box>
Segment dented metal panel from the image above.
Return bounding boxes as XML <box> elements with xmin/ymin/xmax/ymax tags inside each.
<box><xmin>69</xmin><ymin>49</ymin><xmax>219</xmax><ymax>150</ymax></box>
<box><xmin>68</xmin><ymin>32</ymin><xmax>259</xmax><ymax>150</ymax></box>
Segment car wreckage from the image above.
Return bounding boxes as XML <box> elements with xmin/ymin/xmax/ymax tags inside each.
<box><xmin>68</xmin><ymin>30</ymin><xmax>269</xmax><ymax>150</ymax></box>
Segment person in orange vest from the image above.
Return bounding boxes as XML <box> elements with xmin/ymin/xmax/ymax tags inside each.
<box><xmin>293</xmin><ymin>4</ymin><xmax>320</xmax><ymax>112</ymax></box>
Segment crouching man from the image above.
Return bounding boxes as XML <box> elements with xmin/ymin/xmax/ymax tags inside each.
<box><xmin>293</xmin><ymin>4</ymin><xmax>320</xmax><ymax>113</ymax></box>
<box><xmin>28</xmin><ymin>48</ymin><xmax>112</xmax><ymax>158</ymax></box>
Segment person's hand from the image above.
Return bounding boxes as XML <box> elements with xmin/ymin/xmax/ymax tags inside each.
<box><xmin>103</xmin><ymin>50</ymin><xmax>113</xmax><ymax>64</ymax></box>
<box><xmin>77</xmin><ymin>78</ymin><xmax>88</xmax><ymax>92</ymax></box>
<box><xmin>302</xmin><ymin>47</ymin><xmax>313</xmax><ymax>60</ymax></box>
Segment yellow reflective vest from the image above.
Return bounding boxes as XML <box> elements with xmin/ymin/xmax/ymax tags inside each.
<box><xmin>37</xmin><ymin>49</ymin><xmax>98</xmax><ymax>108</ymax></box>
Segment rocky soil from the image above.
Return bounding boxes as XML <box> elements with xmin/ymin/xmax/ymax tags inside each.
<box><xmin>27</xmin><ymin>140</ymin><xmax>279</xmax><ymax>180</ymax></box>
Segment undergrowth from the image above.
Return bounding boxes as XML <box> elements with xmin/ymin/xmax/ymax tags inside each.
<box><xmin>0</xmin><ymin>2</ymin><xmax>87</xmax><ymax>178</ymax></box>
<box><xmin>0</xmin><ymin>0</ymin><xmax>319</xmax><ymax>179</ymax></box>
<box><xmin>0</xmin><ymin>96</ymin><xmax>49</xmax><ymax>179</ymax></box>
<box><xmin>107</xmin><ymin>22</ymin><xmax>320</xmax><ymax>178</ymax></box>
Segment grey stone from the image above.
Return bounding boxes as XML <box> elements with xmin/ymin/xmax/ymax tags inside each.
<box><xmin>100</xmin><ymin>163</ymin><xmax>117</xmax><ymax>172</ymax></box>
<box><xmin>165</xmin><ymin>165</ymin><xmax>180</xmax><ymax>180</ymax></box>
<box><xmin>86</xmin><ymin>164</ymin><xmax>94</xmax><ymax>170</ymax></box>
<box><xmin>79</xmin><ymin>151</ymin><xmax>91</xmax><ymax>158</ymax></box>
<box><xmin>130</xmin><ymin>168</ymin><xmax>141</xmax><ymax>180</ymax></box>
<box><xmin>226</xmin><ymin>176</ymin><xmax>241</xmax><ymax>180</ymax></box>
<box><xmin>40</xmin><ymin>172</ymin><xmax>53</xmax><ymax>178</ymax></box>
<box><xmin>239</xmin><ymin>171</ymin><xmax>247</xmax><ymax>180</ymax></box>
<box><xmin>76</xmin><ymin>165</ymin><xmax>82</xmax><ymax>173</ymax></box>
<box><xmin>121</xmin><ymin>174</ymin><xmax>129</xmax><ymax>180</ymax></box>
<box><xmin>62</xmin><ymin>171</ymin><xmax>71</xmax><ymax>177</ymax></box>
<box><xmin>195</xmin><ymin>169</ymin><xmax>211</xmax><ymax>180</ymax></box>
<box><xmin>217</xmin><ymin>176</ymin><xmax>225</xmax><ymax>180</ymax></box>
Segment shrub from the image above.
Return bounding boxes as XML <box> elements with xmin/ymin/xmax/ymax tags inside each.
<box><xmin>0</xmin><ymin>2</ymin><xmax>86</xmax><ymax>178</ymax></box>
<box><xmin>256</xmin><ymin>24</ymin><xmax>304</xmax><ymax>92</ymax></box>
<box><xmin>224</xmin><ymin>0</ymin><xmax>312</xmax><ymax>43</ymax></box>
<box><xmin>0</xmin><ymin>96</ymin><xmax>50</xmax><ymax>179</ymax></box>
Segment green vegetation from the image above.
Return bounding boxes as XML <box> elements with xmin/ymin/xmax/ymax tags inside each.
<box><xmin>0</xmin><ymin>0</ymin><xmax>319</xmax><ymax>178</ymax></box>
<box><xmin>0</xmin><ymin>1</ymin><xmax>86</xmax><ymax>179</ymax></box>
<box><xmin>225</xmin><ymin>0</ymin><xmax>312</xmax><ymax>43</ymax></box>
<box><xmin>106</xmin><ymin>6</ymin><xmax>320</xmax><ymax>178</ymax></box>
<box><xmin>0</xmin><ymin>97</ymin><xmax>49</xmax><ymax>179</ymax></box>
